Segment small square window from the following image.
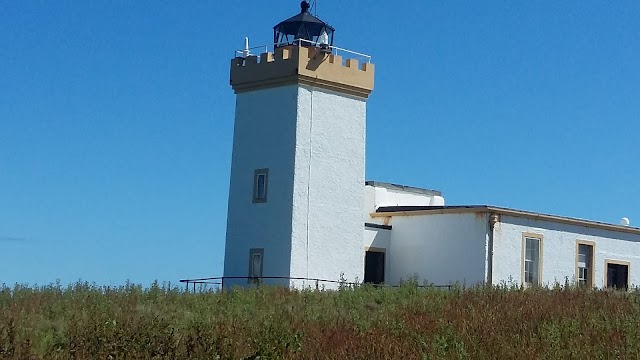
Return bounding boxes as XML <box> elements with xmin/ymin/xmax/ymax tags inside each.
<box><xmin>253</xmin><ymin>168</ymin><xmax>269</xmax><ymax>203</ymax></box>
<box><xmin>605</xmin><ymin>260</ymin><xmax>629</xmax><ymax>290</ymax></box>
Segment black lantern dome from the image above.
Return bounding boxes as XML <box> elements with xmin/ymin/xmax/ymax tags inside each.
<box><xmin>273</xmin><ymin>1</ymin><xmax>335</xmax><ymax>47</ymax></box>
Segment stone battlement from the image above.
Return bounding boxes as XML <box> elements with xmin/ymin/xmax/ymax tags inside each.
<box><xmin>230</xmin><ymin>46</ymin><xmax>375</xmax><ymax>98</ymax></box>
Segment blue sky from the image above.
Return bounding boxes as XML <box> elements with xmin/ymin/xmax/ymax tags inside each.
<box><xmin>1</xmin><ymin>1</ymin><xmax>638</xmax><ymax>286</ymax></box>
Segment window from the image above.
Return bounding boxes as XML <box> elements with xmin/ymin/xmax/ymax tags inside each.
<box><xmin>605</xmin><ymin>260</ymin><xmax>629</xmax><ymax>290</ymax></box>
<box><xmin>253</xmin><ymin>168</ymin><xmax>269</xmax><ymax>203</ymax></box>
<box><xmin>576</xmin><ymin>241</ymin><xmax>594</xmax><ymax>287</ymax></box>
<box><xmin>248</xmin><ymin>248</ymin><xmax>264</xmax><ymax>284</ymax></box>
<box><xmin>522</xmin><ymin>234</ymin><xmax>542</xmax><ymax>287</ymax></box>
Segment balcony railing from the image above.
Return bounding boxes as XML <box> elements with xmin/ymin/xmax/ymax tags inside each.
<box><xmin>233</xmin><ymin>39</ymin><xmax>372</xmax><ymax>64</ymax></box>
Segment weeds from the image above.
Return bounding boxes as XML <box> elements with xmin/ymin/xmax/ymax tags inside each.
<box><xmin>0</xmin><ymin>282</ymin><xmax>639</xmax><ymax>359</ymax></box>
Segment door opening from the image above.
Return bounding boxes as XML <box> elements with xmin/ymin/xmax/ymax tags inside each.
<box><xmin>364</xmin><ymin>250</ymin><xmax>385</xmax><ymax>284</ymax></box>
<box><xmin>606</xmin><ymin>262</ymin><xmax>629</xmax><ymax>290</ymax></box>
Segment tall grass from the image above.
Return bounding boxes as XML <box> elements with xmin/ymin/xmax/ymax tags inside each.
<box><xmin>2</xmin><ymin>281</ymin><xmax>640</xmax><ymax>359</ymax></box>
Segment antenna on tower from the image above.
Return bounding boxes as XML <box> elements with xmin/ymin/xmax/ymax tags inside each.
<box><xmin>312</xmin><ymin>0</ymin><xmax>317</xmax><ymax>16</ymax></box>
<box><xmin>242</xmin><ymin>37</ymin><xmax>250</xmax><ymax>58</ymax></box>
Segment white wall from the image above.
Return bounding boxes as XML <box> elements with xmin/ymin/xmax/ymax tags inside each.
<box><xmin>492</xmin><ymin>215</ymin><xmax>640</xmax><ymax>288</ymax></box>
<box><xmin>378</xmin><ymin>188</ymin><xmax>444</xmax><ymax>208</ymax></box>
<box><xmin>224</xmin><ymin>85</ymin><xmax>299</xmax><ymax>288</ymax></box>
<box><xmin>289</xmin><ymin>87</ymin><xmax>367</xmax><ymax>288</ymax></box>
<box><xmin>363</xmin><ymin>186</ymin><xmax>378</xmax><ymax>224</ymax></box>
<box><xmin>225</xmin><ymin>85</ymin><xmax>368</xmax><ymax>289</ymax></box>
<box><xmin>364</xmin><ymin>226</ymin><xmax>391</xmax><ymax>250</ymax></box>
<box><xmin>386</xmin><ymin>213</ymin><xmax>489</xmax><ymax>286</ymax></box>
<box><xmin>363</xmin><ymin>185</ymin><xmax>445</xmax><ymax>225</ymax></box>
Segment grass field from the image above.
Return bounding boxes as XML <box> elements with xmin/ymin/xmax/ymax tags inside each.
<box><xmin>2</xmin><ymin>280</ymin><xmax>640</xmax><ymax>359</ymax></box>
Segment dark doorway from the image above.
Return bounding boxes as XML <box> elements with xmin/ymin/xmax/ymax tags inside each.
<box><xmin>364</xmin><ymin>250</ymin><xmax>385</xmax><ymax>284</ymax></box>
<box><xmin>606</xmin><ymin>262</ymin><xmax>629</xmax><ymax>290</ymax></box>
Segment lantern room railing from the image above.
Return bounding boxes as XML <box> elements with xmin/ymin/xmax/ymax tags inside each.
<box><xmin>233</xmin><ymin>39</ymin><xmax>372</xmax><ymax>64</ymax></box>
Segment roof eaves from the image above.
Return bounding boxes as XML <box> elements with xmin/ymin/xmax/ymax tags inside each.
<box><xmin>365</xmin><ymin>222</ymin><xmax>392</xmax><ymax>230</ymax></box>
<box><xmin>365</xmin><ymin>181</ymin><xmax>442</xmax><ymax>196</ymax></box>
<box><xmin>372</xmin><ymin>205</ymin><xmax>640</xmax><ymax>236</ymax></box>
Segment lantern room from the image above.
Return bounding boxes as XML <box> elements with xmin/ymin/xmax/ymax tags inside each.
<box><xmin>273</xmin><ymin>1</ymin><xmax>335</xmax><ymax>48</ymax></box>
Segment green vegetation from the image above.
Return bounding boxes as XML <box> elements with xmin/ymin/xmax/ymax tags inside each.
<box><xmin>2</xmin><ymin>280</ymin><xmax>640</xmax><ymax>359</ymax></box>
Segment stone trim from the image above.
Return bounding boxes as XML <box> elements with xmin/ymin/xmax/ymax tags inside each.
<box><xmin>230</xmin><ymin>45</ymin><xmax>374</xmax><ymax>98</ymax></box>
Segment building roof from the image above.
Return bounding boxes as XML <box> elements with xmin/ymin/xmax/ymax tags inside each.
<box><xmin>365</xmin><ymin>181</ymin><xmax>441</xmax><ymax>196</ymax></box>
<box><xmin>274</xmin><ymin>10</ymin><xmax>335</xmax><ymax>33</ymax></box>
<box><xmin>373</xmin><ymin>205</ymin><xmax>640</xmax><ymax>235</ymax></box>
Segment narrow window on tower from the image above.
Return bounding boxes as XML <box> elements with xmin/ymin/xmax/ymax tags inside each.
<box><xmin>253</xmin><ymin>168</ymin><xmax>269</xmax><ymax>203</ymax></box>
<box><xmin>248</xmin><ymin>248</ymin><xmax>264</xmax><ymax>284</ymax></box>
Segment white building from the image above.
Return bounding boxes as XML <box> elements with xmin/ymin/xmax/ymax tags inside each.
<box><xmin>222</xmin><ymin>3</ymin><xmax>640</xmax><ymax>290</ymax></box>
<box><xmin>363</xmin><ymin>182</ymin><xmax>640</xmax><ymax>289</ymax></box>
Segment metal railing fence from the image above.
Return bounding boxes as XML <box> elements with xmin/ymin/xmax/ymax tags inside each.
<box><xmin>233</xmin><ymin>38</ymin><xmax>372</xmax><ymax>64</ymax></box>
<box><xmin>179</xmin><ymin>275</ymin><xmax>453</xmax><ymax>292</ymax></box>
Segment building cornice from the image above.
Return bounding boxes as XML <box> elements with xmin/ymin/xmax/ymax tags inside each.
<box><xmin>371</xmin><ymin>205</ymin><xmax>640</xmax><ymax>236</ymax></box>
<box><xmin>365</xmin><ymin>180</ymin><xmax>442</xmax><ymax>196</ymax></box>
<box><xmin>230</xmin><ymin>46</ymin><xmax>374</xmax><ymax>98</ymax></box>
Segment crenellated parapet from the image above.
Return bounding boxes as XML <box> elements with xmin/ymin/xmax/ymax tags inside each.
<box><xmin>230</xmin><ymin>46</ymin><xmax>375</xmax><ymax>98</ymax></box>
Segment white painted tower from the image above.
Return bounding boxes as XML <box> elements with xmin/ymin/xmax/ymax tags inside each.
<box><xmin>223</xmin><ymin>2</ymin><xmax>375</xmax><ymax>288</ymax></box>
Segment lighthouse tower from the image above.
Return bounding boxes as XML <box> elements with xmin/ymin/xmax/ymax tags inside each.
<box><xmin>223</xmin><ymin>2</ymin><xmax>375</xmax><ymax>288</ymax></box>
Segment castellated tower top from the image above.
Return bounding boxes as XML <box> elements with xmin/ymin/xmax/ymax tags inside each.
<box><xmin>230</xmin><ymin>46</ymin><xmax>375</xmax><ymax>98</ymax></box>
<box><xmin>231</xmin><ymin>1</ymin><xmax>374</xmax><ymax>98</ymax></box>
